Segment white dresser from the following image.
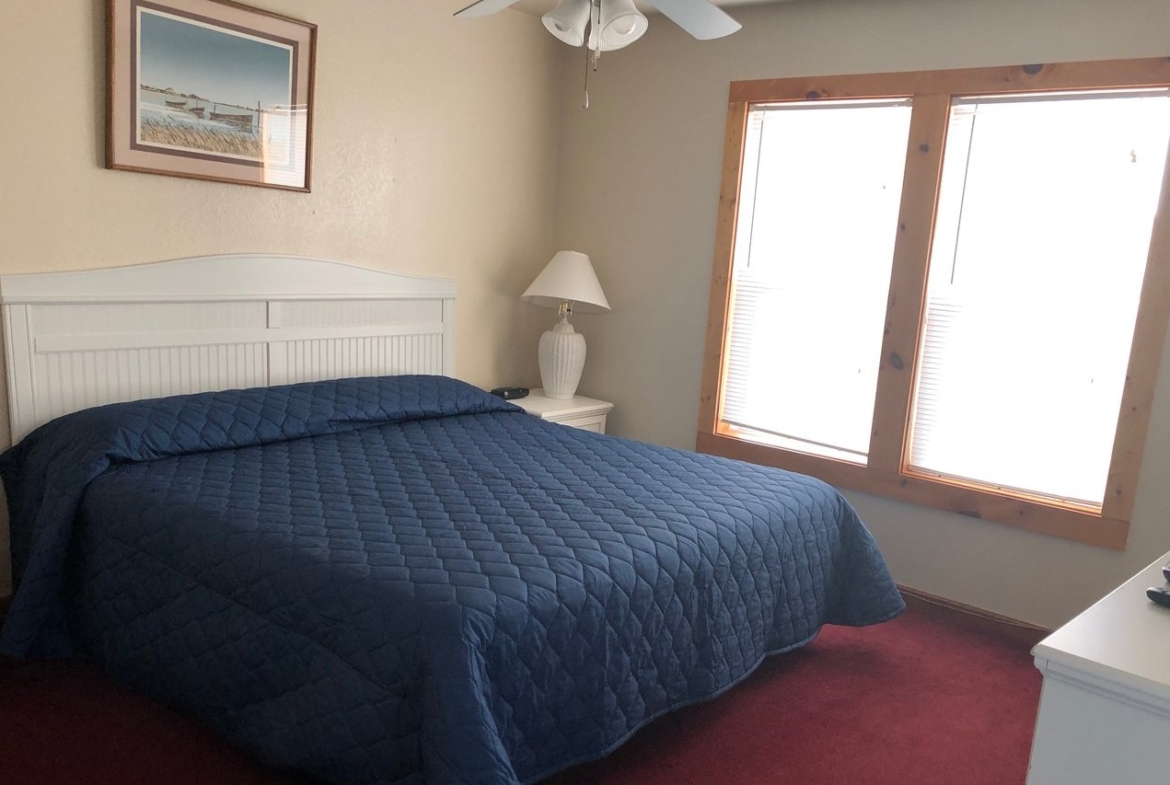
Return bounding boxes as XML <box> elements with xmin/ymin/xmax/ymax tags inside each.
<box><xmin>1028</xmin><ymin>551</ymin><xmax>1170</xmax><ymax>783</ymax></box>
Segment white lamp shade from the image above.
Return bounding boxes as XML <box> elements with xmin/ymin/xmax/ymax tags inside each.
<box><xmin>590</xmin><ymin>0</ymin><xmax>648</xmax><ymax>51</ymax></box>
<box><xmin>542</xmin><ymin>0</ymin><xmax>590</xmax><ymax>47</ymax></box>
<box><xmin>522</xmin><ymin>251</ymin><xmax>612</xmax><ymax>313</ymax></box>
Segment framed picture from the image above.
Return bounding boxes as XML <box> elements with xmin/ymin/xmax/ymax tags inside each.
<box><xmin>107</xmin><ymin>0</ymin><xmax>316</xmax><ymax>191</ymax></box>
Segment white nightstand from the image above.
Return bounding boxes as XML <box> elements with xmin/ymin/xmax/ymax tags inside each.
<box><xmin>512</xmin><ymin>389</ymin><xmax>613</xmax><ymax>433</ymax></box>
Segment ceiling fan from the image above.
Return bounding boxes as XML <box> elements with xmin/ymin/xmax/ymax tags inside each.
<box><xmin>455</xmin><ymin>0</ymin><xmax>742</xmax><ymax>51</ymax></box>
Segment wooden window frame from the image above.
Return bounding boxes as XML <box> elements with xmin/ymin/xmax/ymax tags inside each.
<box><xmin>697</xmin><ymin>58</ymin><xmax>1170</xmax><ymax>550</ymax></box>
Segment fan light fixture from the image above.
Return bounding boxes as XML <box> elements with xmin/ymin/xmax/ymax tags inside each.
<box><xmin>594</xmin><ymin>0</ymin><xmax>649</xmax><ymax>50</ymax></box>
<box><xmin>542</xmin><ymin>0</ymin><xmax>649</xmax><ymax>52</ymax></box>
<box><xmin>542</xmin><ymin>0</ymin><xmax>591</xmax><ymax>47</ymax></box>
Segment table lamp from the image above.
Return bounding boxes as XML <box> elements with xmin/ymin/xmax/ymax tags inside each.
<box><xmin>521</xmin><ymin>251</ymin><xmax>611</xmax><ymax>399</ymax></box>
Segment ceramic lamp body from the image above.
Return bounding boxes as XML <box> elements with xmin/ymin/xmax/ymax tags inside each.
<box><xmin>539</xmin><ymin>318</ymin><xmax>586</xmax><ymax>399</ymax></box>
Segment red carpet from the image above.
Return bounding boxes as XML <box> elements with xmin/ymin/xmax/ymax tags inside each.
<box><xmin>0</xmin><ymin>598</ymin><xmax>1043</xmax><ymax>785</ymax></box>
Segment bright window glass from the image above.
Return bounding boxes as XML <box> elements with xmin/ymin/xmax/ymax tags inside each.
<box><xmin>722</xmin><ymin>100</ymin><xmax>913</xmax><ymax>463</ymax></box>
<box><xmin>908</xmin><ymin>90</ymin><xmax>1170</xmax><ymax>506</ymax></box>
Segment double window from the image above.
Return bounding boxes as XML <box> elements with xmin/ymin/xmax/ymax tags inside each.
<box><xmin>699</xmin><ymin>60</ymin><xmax>1170</xmax><ymax>548</ymax></box>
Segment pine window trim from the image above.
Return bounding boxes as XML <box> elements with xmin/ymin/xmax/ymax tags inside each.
<box><xmin>697</xmin><ymin>58</ymin><xmax>1170</xmax><ymax>550</ymax></box>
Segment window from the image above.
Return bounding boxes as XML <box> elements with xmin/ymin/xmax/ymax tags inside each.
<box><xmin>911</xmin><ymin>91</ymin><xmax>1170</xmax><ymax>507</ymax></box>
<box><xmin>699</xmin><ymin>60</ymin><xmax>1170</xmax><ymax>549</ymax></box>
<box><xmin>723</xmin><ymin>99</ymin><xmax>911</xmax><ymax>463</ymax></box>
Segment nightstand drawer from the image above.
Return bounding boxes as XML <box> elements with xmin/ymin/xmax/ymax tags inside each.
<box><xmin>552</xmin><ymin>414</ymin><xmax>607</xmax><ymax>433</ymax></box>
<box><xmin>510</xmin><ymin>389</ymin><xmax>613</xmax><ymax>434</ymax></box>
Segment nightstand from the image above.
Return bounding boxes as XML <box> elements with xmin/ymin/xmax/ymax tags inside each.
<box><xmin>512</xmin><ymin>389</ymin><xmax>613</xmax><ymax>433</ymax></box>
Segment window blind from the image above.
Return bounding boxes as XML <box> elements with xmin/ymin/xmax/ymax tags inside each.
<box><xmin>722</xmin><ymin>100</ymin><xmax>912</xmax><ymax>462</ymax></box>
<box><xmin>908</xmin><ymin>91</ymin><xmax>1170</xmax><ymax>506</ymax></box>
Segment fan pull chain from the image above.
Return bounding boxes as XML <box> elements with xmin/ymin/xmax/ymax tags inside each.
<box><xmin>582</xmin><ymin>0</ymin><xmax>603</xmax><ymax>109</ymax></box>
<box><xmin>582</xmin><ymin>36</ymin><xmax>591</xmax><ymax>109</ymax></box>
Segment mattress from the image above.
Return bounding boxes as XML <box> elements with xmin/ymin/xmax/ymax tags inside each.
<box><xmin>0</xmin><ymin>375</ymin><xmax>904</xmax><ymax>784</ymax></box>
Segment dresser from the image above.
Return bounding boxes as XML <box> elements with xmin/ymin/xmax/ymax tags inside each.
<box><xmin>1028</xmin><ymin>551</ymin><xmax>1170</xmax><ymax>783</ymax></box>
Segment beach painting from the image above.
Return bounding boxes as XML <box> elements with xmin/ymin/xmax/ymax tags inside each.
<box><xmin>108</xmin><ymin>0</ymin><xmax>316</xmax><ymax>191</ymax></box>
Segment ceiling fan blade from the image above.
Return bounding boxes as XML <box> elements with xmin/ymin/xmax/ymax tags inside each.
<box><xmin>644</xmin><ymin>0</ymin><xmax>742</xmax><ymax>40</ymax></box>
<box><xmin>454</xmin><ymin>0</ymin><xmax>524</xmax><ymax>19</ymax></box>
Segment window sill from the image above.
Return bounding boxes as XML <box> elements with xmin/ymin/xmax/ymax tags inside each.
<box><xmin>695</xmin><ymin>429</ymin><xmax>1129</xmax><ymax>550</ymax></box>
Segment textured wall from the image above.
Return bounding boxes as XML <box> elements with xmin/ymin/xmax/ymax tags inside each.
<box><xmin>554</xmin><ymin>0</ymin><xmax>1170</xmax><ymax>628</ymax></box>
<box><xmin>0</xmin><ymin>0</ymin><xmax>564</xmax><ymax>595</ymax></box>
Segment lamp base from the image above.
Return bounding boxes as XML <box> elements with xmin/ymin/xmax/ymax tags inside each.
<box><xmin>539</xmin><ymin>317</ymin><xmax>586</xmax><ymax>400</ymax></box>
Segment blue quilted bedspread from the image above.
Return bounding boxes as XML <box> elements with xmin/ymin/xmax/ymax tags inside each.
<box><xmin>1</xmin><ymin>375</ymin><xmax>903</xmax><ymax>785</ymax></box>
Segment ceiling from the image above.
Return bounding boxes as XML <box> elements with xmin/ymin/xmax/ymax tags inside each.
<box><xmin>511</xmin><ymin>0</ymin><xmax>786</xmax><ymax>14</ymax></box>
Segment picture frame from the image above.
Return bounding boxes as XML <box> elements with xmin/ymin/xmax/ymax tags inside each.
<box><xmin>106</xmin><ymin>0</ymin><xmax>317</xmax><ymax>192</ymax></box>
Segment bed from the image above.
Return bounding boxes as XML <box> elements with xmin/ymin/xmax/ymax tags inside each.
<box><xmin>0</xmin><ymin>256</ymin><xmax>904</xmax><ymax>785</ymax></box>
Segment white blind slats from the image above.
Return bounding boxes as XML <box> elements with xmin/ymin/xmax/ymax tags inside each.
<box><xmin>907</xmin><ymin>92</ymin><xmax>1170</xmax><ymax>507</ymax></box>
<box><xmin>722</xmin><ymin>100</ymin><xmax>912</xmax><ymax>462</ymax></box>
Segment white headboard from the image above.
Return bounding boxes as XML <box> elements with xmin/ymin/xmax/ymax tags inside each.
<box><xmin>0</xmin><ymin>254</ymin><xmax>456</xmax><ymax>443</ymax></box>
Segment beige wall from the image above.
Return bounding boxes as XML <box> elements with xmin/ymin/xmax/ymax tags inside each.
<box><xmin>554</xmin><ymin>0</ymin><xmax>1170</xmax><ymax>628</ymax></box>
<box><xmin>0</xmin><ymin>0</ymin><xmax>564</xmax><ymax>595</ymax></box>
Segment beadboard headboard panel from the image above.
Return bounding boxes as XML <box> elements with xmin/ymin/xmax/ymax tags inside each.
<box><xmin>0</xmin><ymin>255</ymin><xmax>456</xmax><ymax>443</ymax></box>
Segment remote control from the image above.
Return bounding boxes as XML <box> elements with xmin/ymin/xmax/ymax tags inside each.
<box><xmin>1162</xmin><ymin>561</ymin><xmax>1170</xmax><ymax>584</ymax></box>
<box><xmin>1147</xmin><ymin>586</ymin><xmax>1170</xmax><ymax>608</ymax></box>
<box><xmin>489</xmin><ymin>386</ymin><xmax>529</xmax><ymax>400</ymax></box>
